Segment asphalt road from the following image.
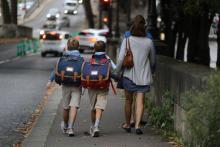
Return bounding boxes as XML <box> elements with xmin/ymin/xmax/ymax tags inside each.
<box><xmin>0</xmin><ymin>1</ymin><xmax>86</xmax><ymax>146</ymax></box>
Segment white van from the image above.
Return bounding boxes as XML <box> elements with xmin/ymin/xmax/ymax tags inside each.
<box><xmin>64</xmin><ymin>0</ymin><xmax>79</xmax><ymax>15</ymax></box>
<box><xmin>39</xmin><ymin>30</ymin><xmax>71</xmax><ymax>57</ymax></box>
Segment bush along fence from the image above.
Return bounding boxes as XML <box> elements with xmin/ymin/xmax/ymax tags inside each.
<box><xmin>151</xmin><ymin>56</ymin><xmax>220</xmax><ymax>147</ymax></box>
<box><xmin>16</xmin><ymin>39</ymin><xmax>39</xmax><ymax>56</ymax></box>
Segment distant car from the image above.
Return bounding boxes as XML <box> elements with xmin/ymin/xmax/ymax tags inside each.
<box><xmin>64</xmin><ymin>0</ymin><xmax>79</xmax><ymax>15</ymax></box>
<box><xmin>57</xmin><ymin>16</ymin><xmax>70</xmax><ymax>27</ymax></box>
<box><xmin>46</xmin><ymin>8</ymin><xmax>61</xmax><ymax>20</ymax></box>
<box><xmin>73</xmin><ymin>29</ymin><xmax>108</xmax><ymax>53</ymax></box>
<box><xmin>42</xmin><ymin>20</ymin><xmax>61</xmax><ymax>30</ymax></box>
<box><xmin>39</xmin><ymin>30</ymin><xmax>71</xmax><ymax>57</ymax></box>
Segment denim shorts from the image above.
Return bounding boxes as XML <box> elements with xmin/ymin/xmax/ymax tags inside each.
<box><xmin>123</xmin><ymin>77</ymin><xmax>150</xmax><ymax>93</ymax></box>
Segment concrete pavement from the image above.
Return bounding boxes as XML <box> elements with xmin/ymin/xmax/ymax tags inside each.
<box><xmin>22</xmin><ymin>86</ymin><xmax>172</xmax><ymax>147</ymax></box>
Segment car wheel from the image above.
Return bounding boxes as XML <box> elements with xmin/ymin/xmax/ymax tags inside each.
<box><xmin>41</xmin><ymin>52</ymin><xmax>46</xmax><ymax>57</ymax></box>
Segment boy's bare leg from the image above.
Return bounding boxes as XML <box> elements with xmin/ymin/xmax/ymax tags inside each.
<box><xmin>91</xmin><ymin>110</ymin><xmax>96</xmax><ymax>125</ymax></box>
<box><xmin>63</xmin><ymin>109</ymin><xmax>69</xmax><ymax>126</ymax></box>
<box><xmin>94</xmin><ymin>108</ymin><xmax>102</xmax><ymax>127</ymax></box>
<box><xmin>68</xmin><ymin>106</ymin><xmax>77</xmax><ymax>129</ymax></box>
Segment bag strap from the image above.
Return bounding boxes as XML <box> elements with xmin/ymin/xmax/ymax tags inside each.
<box><xmin>125</xmin><ymin>38</ymin><xmax>131</xmax><ymax>52</ymax></box>
<box><xmin>110</xmin><ymin>80</ymin><xmax>117</xmax><ymax>95</ymax></box>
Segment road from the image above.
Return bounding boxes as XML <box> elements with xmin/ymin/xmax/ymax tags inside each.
<box><xmin>0</xmin><ymin>1</ymin><xmax>86</xmax><ymax>146</ymax></box>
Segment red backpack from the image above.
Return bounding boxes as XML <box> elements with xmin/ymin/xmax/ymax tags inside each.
<box><xmin>81</xmin><ymin>55</ymin><xmax>111</xmax><ymax>89</ymax></box>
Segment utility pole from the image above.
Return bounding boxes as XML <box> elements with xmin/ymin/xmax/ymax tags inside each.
<box><xmin>127</xmin><ymin>0</ymin><xmax>131</xmax><ymax>30</ymax></box>
<box><xmin>99</xmin><ymin>2</ymin><xmax>103</xmax><ymax>28</ymax></box>
<box><xmin>115</xmin><ymin>0</ymin><xmax>120</xmax><ymax>37</ymax></box>
<box><xmin>108</xmin><ymin>1</ymin><xmax>112</xmax><ymax>38</ymax></box>
<box><xmin>147</xmin><ymin>0</ymin><xmax>158</xmax><ymax>39</ymax></box>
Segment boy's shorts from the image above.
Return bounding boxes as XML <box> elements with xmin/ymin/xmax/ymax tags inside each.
<box><xmin>88</xmin><ymin>89</ymin><xmax>109</xmax><ymax>111</ymax></box>
<box><xmin>62</xmin><ymin>85</ymin><xmax>81</xmax><ymax>110</ymax></box>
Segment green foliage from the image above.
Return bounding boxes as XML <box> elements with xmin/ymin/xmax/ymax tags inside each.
<box><xmin>184</xmin><ymin>0</ymin><xmax>220</xmax><ymax>15</ymax></box>
<box><xmin>182</xmin><ymin>71</ymin><xmax>220</xmax><ymax>147</ymax></box>
<box><xmin>146</xmin><ymin>92</ymin><xmax>174</xmax><ymax>132</ymax></box>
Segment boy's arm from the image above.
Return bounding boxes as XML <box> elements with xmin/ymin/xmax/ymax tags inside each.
<box><xmin>47</xmin><ymin>69</ymin><xmax>55</xmax><ymax>89</ymax></box>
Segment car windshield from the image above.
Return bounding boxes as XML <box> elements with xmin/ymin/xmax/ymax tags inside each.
<box><xmin>49</xmin><ymin>9</ymin><xmax>59</xmax><ymax>14</ymax></box>
<box><xmin>66</xmin><ymin>2</ymin><xmax>77</xmax><ymax>6</ymax></box>
<box><xmin>78</xmin><ymin>32</ymin><xmax>94</xmax><ymax>36</ymax></box>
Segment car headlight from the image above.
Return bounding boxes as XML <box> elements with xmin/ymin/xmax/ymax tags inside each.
<box><xmin>40</xmin><ymin>30</ymin><xmax>45</xmax><ymax>35</ymax></box>
<box><xmin>64</xmin><ymin>10</ymin><xmax>68</xmax><ymax>14</ymax></box>
<box><xmin>47</xmin><ymin>14</ymin><xmax>51</xmax><ymax>18</ymax></box>
<box><xmin>56</xmin><ymin>14</ymin><xmax>60</xmax><ymax>18</ymax></box>
<box><xmin>73</xmin><ymin>10</ymin><xmax>78</xmax><ymax>14</ymax></box>
<box><xmin>79</xmin><ymin>0</ymin><xmax>83</xmax><ymax>4</ymax></box>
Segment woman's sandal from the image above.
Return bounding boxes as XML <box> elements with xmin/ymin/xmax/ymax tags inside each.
<box><xmin>135</xmin><ymin>128</ymin><xmax>143</xmax><ymax>135</ymax></box>
<box><xmin>121</xmin><ymin>123</ymin><xmax>131</xmax><ymax>133</ymax></box>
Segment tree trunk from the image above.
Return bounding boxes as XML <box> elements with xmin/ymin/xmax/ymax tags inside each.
<box><xmin>217</xmin><ymin>15</ymin><xmax>220</xmax><ymax>67</ymax></box>
<box><xmin>83</xmin><ymin>0</ymin><xmax>94</xmax><ymax>28</ymax></box>
<box><xmin>1</xmin><ymin>0</ymin><xmax>11</xmax><ymax>24</ymax></box>
<box><xmin>187</xmin><ymin>15</ymin><xmax>200</xmax><ymax>63</ymax></box>
<box><xmin>11</xmin><ymin>0</ymin><xmax>17</xmax><ymax>24</ymax></box>
<box><xmin>197</xmin><ymin>10</ymin><xmax>210</xmax><ymax>66</ymax></box>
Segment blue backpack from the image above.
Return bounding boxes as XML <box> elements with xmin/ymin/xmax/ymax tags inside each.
<box><xmin>55</xmin><ymin>55</ymin><xmax>84</xmax><ymax>86</ymax></box>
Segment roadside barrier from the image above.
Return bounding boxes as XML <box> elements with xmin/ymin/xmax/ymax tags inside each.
<box><xmin>16</xmin><ymin>39</ymin><xmax>39</xmax><ymax>57</ymax></box>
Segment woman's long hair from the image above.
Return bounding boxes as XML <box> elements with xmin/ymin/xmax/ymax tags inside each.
<box><xmin>130</xmin><ymin>15</ymin><xmax>146</xmax><ymax>37</ymax></box>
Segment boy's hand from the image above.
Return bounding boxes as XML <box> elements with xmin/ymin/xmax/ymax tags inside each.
<box><xmin>46</xmin><ymin>81</ymin><xmax>53</xmax><ymax>89</ymax></box>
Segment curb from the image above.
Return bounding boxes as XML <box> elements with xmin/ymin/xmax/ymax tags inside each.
<box><xmin>22</xmin><ymin>87</ymin><xmax>62</xmax><ymax>147</ymax></box>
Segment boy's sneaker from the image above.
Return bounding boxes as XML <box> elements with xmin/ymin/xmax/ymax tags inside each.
<box><xmin>90</xmin><ymin>126</ymin><xmax>94</xmax><ymax>136</ymax></box>
<box><xmin>93</xmin><ymin>126</ymin><xmax>100</xmax><ymax>137</ymax></box>
<box><xmin>67</xmin><ymin>128</ymin><xmax>75</xmax><ymax>137</ymax></box>
<box><xmin>61</xmin><ymin>121</ymin><xmax>68</xmax><ymax>134</ymax></box>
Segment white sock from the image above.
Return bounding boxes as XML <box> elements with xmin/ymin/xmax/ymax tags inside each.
<box><xmin>94</xmin><ymin>119</ymin><xmax>100</xmax><ymax>128</ymax></box>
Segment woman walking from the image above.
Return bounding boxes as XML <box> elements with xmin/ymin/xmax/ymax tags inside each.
<box><xmin>116</xmin><ymin>15</ymin><xmax>156</xmax><ymax>135</ymax></box>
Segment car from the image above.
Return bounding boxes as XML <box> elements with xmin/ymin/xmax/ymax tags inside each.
<box><xmin>64</xmin><ymin>0</ymin><xmax>79</xmax><ymax>15</ymax></box>
<box><xmin>57</xmin><ymin>16</ymin><xmax>70</xmax><ymax>27</ymax></box>
<box><xmin>73</xmin><ymin>29</ymin><xmax>108</xmax><ymax>53</ymax></box>
<box><xmin>42</xmin><ymin>20</ymin><xmax>61</xmax><ymax>30</ymax></box>
<box><xmin>46</xmin><ymin>8</ymin><xmax>61</xmax><ymax>20</ymax></box>
<box><xmin>39</xmin><ymin>30</ymin><xmax>71</xmax><ymax>57</ymax></box>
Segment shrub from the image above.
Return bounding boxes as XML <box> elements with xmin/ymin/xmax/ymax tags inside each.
<box><xmin>182</xmin><ymin>71</ymin><xmax>220</xmax><ymax>147</ymax></box>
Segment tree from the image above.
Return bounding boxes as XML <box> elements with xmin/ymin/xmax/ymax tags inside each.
<box><xmin>10</xmin><ymin>0</ymin><xmax>17</xmax><ymax>24</ymax></box>
<box><xmin>83</xmin><ymin>0</ymin><xmax>94</xmax><ymax>28</ymax></box>
<box><xmin>161</xmin><ymin>0</ymin><xmax>220</xmax><ymax>66</ymax></box>
<box><xmin>1</xmin><ymin>0</ymin><xmax>11</xmax><ymax>24</ymax></box>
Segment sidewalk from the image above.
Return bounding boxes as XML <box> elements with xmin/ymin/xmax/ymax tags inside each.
<box><xmin>22</xmin><ymin>86</ymin><xmax>172</xmax><ymax>147</ymax></box>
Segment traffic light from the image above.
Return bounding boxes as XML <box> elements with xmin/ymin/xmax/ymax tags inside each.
<box><xmin>103</xmin><ymin>16</ymin><xmax>109</xmax><ymax>23</ymax></box>
<box><xmin>100</xmin><ymin>0</ymin><xmax>111</xmax><ymax>11</ymax></box>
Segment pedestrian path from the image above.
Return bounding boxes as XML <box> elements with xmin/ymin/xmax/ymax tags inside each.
<box><xmin>23</xmin><ymin>86</ymin><xmax>172</xmax><ymax>147</ymax></box>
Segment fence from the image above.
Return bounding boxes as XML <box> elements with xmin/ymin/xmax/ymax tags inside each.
<box><xmin>16</xmin><ymin>39</ymin><xmax>39</xmax><ymax>56</ymax></box>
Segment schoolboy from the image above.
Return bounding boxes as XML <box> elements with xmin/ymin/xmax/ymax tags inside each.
<box><xmin>47</xmin><ymin>38</ymin><xmax>83</xmax><ymax>137</ymax></box>
<box><xmin>88</xmin><ymin>41</ymin><xmax>116</xmax><ymax>137</ymax></box>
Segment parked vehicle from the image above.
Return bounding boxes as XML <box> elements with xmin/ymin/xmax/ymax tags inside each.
<box><xmin>73</xmin><ymin>29</ymin><xmax>108</xmax><ymax>53</ymax></box>
<box><xmin>46</xmin><ymin>8</ymin><xmax>61</xmax><ymax>20</ymax></box>
<box><xmin>39</xmin><ymin>30</ymin><xmax>71</xmax><ymax>57</ymax></box>
<box><xmin>64</xmin><ymin>0</ymin><xmax>79</xmax><ymax>15</ymax></box>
